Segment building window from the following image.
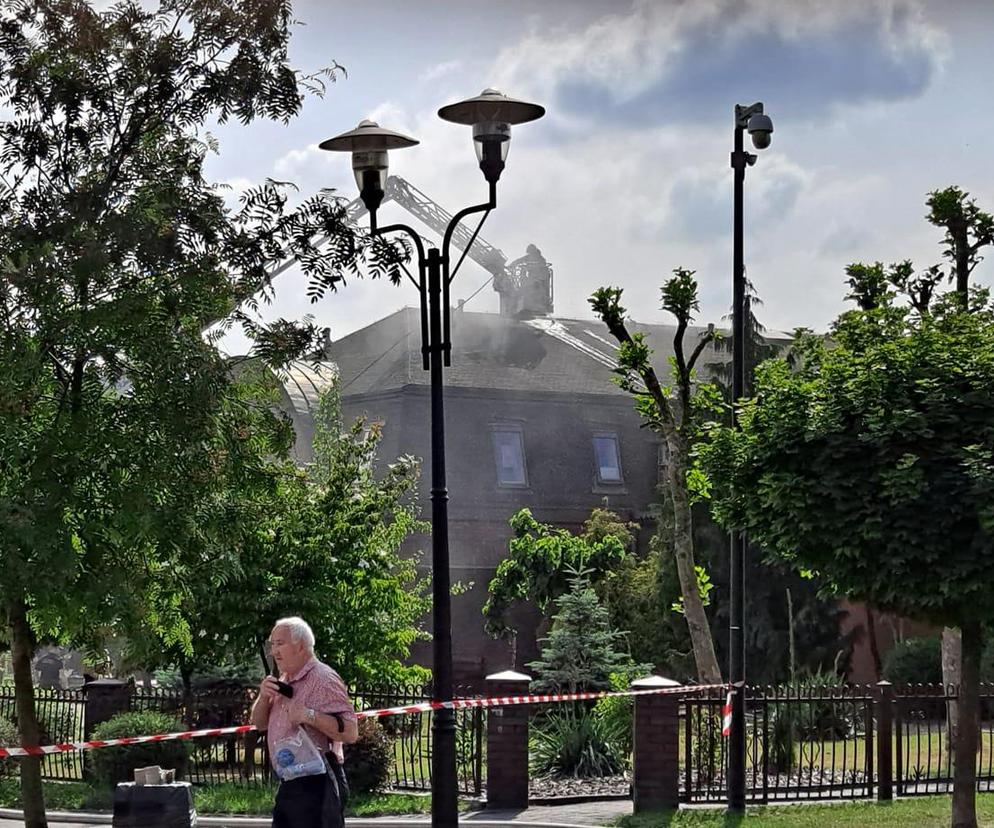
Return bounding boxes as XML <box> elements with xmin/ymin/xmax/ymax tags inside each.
<box><xmin>592</xmin><ymin>433</ymin><xmax>623</xmax><ymax>484</ymax></box>
<box><xmin>492</xmin><ymin>428</ymin><xmax>527</xmax><ymax>487</ymax></box>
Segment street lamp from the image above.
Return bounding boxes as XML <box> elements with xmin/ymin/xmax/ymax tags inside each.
<box><xmin>321</xmin><ymin>88</ymin><xmax>544</xmax><ymax>828</ymax></box>
<box><xmin>728</xmin><ymin>101</ymin><xmax>773</xmax><ymax>814</ymax></box>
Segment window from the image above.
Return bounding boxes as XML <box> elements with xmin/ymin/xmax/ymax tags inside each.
<box><xmin>492</xmin><ymin>428</ymin><xmax>527</xmax><ymax>487</ymax></box>
<box><xmin>592</xmin><ymin>433</ymin><xmax>623</xmax><ymax>484</ymax></box>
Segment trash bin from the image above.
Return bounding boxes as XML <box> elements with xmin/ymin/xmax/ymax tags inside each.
<box><xmin>112</xmin><ymin>781</ymin><xmax>197</xmax><ymax>827</ymax></box>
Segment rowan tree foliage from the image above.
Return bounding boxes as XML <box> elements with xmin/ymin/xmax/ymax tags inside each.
<box><xmin>700</xmin><ymin>237</ymin><xmax>994</xmax><ymax>827</ymax></box>
<box><xmin>0</xmin><ymin>2</ymin><xmax>405</xmax><ymax>824</ymax></box>
<box><xmin>123</xmin><ymin>387</ymin><xmax>431</xmax><ymax>689</ymax></box>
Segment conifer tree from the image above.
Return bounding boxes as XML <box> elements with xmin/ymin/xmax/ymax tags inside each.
<box><xmin>528</xmin><ymin>566</ymin><xmax>634</xmax><ymax>694</ymax></box>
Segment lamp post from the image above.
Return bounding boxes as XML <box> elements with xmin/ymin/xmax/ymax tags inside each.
<box><xmin>728</xmin><ymin>101</ymin><xmax>773</xmax><ymax>814</ymax></box>
<box><xmin>321</xmin><ymin>89</ymin><xmax>544</xmax><ymax>828</ymax></box>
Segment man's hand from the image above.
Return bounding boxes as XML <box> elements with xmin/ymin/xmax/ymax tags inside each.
<box><xmin>259</xmin><ymin>676</ymin><xmax>282</xmax><ymax>704</ymax></box>
<box><xmin>285</xmin><ymin>699</ymin><xmax>310</xmax><ymax>726</ymax></box>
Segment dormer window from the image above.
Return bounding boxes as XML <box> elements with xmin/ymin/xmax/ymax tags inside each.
<box><xmin>592</xmin><ymin>432</ymin><xmax>623</xmax><ymax>484</ymax></box>
<box><xmin>492</xmin><ymin>426</ymin><xmax>527</xmax><ymax>487</ymax></box>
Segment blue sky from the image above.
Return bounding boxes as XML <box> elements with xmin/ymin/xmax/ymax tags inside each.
<box><xmin>209</xmin><ymin>0</ymin><xmax>994</xmax><ymax>355</ymax></box>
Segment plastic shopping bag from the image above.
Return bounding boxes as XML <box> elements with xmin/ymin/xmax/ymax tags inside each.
<box><xmin>273</xmin><ymin>727</ymin><xmax>327</xmax><ymax>781</ymax></box>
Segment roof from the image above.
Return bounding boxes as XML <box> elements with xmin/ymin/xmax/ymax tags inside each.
<box><xmin>316</xmin><ymin>307</ymin><xmax>790</xmax><ymax>399</ymax></box>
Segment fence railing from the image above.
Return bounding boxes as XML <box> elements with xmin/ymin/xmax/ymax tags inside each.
<box><xmin>0</xmin><ymin>680</ymin><xmax>484</xmax><ymax>794</ymax></box>
<box><xmin>0</xmin><ymin>687</ymin><xmax>86</xmax><ymax>783</ymax></box>
<box><xmin>681</xmin><ymin>683</ymin><xmax>994</xmax><ymax>804</ymax></box>
<box><xmin>6</xmin><ymin>678</ymin><xmax>991</xmax><ymax>805</ymax></box>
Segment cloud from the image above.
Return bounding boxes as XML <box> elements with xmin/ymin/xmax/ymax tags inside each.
<box><xmin>420</xmin><ymin>60</ymin><xmax>463</xmax><ymax>84</ymax></box>
<box><xmin>664</xmin><ymin>156</ymin><xmax>809</xmax><ymax>241</ymax></box>
<box><xmin>492</xmin><ymin>0</ymin><xmax>946</xmax><ymax>131</ymax></box>
<box><xmin>819</xmin><ymin>223</ymin><xmax>876</xmax><ymax>257</ymax></box>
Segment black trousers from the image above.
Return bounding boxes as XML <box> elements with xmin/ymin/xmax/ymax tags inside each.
<box><xmin>272</xmin><ymin>772</ymin><xmax>343</xmax><ymax>828</ymax></box>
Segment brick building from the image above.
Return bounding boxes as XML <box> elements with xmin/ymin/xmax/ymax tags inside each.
<box><xmin>270</xmin><ymin>266</ymin><xmax>757</xmax><ymax>683</ymax></box>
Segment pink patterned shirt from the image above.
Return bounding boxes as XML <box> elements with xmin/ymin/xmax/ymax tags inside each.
<box><xmin>266</xmin><ymin>658</ymin><xmax>356</xmax><ymax>767</ymax></box>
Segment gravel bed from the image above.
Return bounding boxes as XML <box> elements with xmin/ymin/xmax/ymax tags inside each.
<box><xmin>528</xmin><ymin>773</ymin><xmax>631</xmax><ymax>799</ymax></box>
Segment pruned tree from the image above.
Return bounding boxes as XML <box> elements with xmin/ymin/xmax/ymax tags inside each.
<box><xmin>591</xmin><ymin>269</ymin><xmax>722</xmax><ymax>685</ymax></box>
<box><xmin>700</xmin><ymin>206</ymin><xmax>994</xmax><ymax>827</ymax></box>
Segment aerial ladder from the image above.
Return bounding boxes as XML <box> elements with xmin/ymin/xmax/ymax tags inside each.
<box><xmin>265</xmin><ymin>175</ymin><xmax>553</xmax><ymax>317</ymax></box>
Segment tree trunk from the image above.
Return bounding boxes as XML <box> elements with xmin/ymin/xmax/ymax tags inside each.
<box><xmin>8</xmin><ymin>599</ymin><xmax>48</xmax><ymax>828</ymax></box>
<box><xmin>667</xmin><ymin>436</ymin><xmax>722</xmax><ymax>685</ymax></box>
<box><xmin>951</xmin><ymin>620</ymin><xmax>981</xmax><ymax>828</ymax></box>
<box><xmin>180</xmin><ymin>661</ymin><xmax>194</xmax><ymax>728</ymax></box>
<box><xmin>865</xmin><ymin>605</ymin><xmax>882</xmax><ymax>682</ymax></box>
<box><xmin>953</xmin><ymin>221</ymin><xmax>970</xmax><ymax>305</ymax></box>
<box><xmin>943</xmin><ymin>627</ymin><xmax>962</xmax><ymax>751</ymax></box>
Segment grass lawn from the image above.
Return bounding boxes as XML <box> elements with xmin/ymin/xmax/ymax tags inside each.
<box><xmin>614</xmin><ymin>795</ymin><xmax>994</xmax><ymax>827</ymax></box>
<box><xmin>0</xmin><ymin>778</ymin><xmax>439</xmax><ymax>816</ymax></box>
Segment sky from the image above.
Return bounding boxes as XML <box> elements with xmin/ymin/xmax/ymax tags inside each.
<box><xmin>209</xmin><ymin>0</ymin><xmax>994</xmax><ymax>355</ymax></box>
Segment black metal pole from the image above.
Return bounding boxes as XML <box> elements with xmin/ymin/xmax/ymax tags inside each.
<box><xmin>426</xmin><ymin>245</ymin><xmax>458</xmax><ymax>828</ymax></box>
<box><xmin>728</xmin><ymin>115</ymin><xmax>749</xmax><ymax>814</ymax></box>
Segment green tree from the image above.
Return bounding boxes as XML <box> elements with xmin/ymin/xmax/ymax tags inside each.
<box><xmin>591</xmin><ymin>270</ymin><xmax>723</xmax><ymax>684</ymax></box>
<box><xmin>597</xmin><ymin>541</ymin><xmax>695</xmax><ymax>679</ymax></box>
<box><xmin>528</xmin><ymin>566</ymin><xmax>641</xmax><ymax>694</ymax></box>
<box><xmin>124</xmin><ymin>385</ymin><xmax>431</xmax><ymax>688</ymax></box>
<box><xmin>700</xmin><ymin>268</ymin><xmax>994</xmax><ymax>827</ymax></box>
<box><xmin>483</xmin><ymin>508</ymin><xmax>633</xmax><ymax>640</ymax></box>
<box><xmin>0</xmin><ymin>3</ymin><xmax>403</xmax><ymax>823</ymax></box>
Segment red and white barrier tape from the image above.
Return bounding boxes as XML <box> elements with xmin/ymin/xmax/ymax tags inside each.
<box><xmin>721</xmin><ymin>682</ymin><xmax>745</xmax><ymax>738</ymax></box>
<box><xmin>0</xmin><ymin>682</ymin><xmax>722</xmax><ymax>759</ymax></box>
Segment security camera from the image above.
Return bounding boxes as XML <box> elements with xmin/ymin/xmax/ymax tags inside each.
<box><xmin>747</xmin><ymin>113</ymin><xmax>773</xmax><ymax>150</ymax></box>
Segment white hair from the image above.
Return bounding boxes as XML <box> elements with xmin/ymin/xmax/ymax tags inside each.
<box><xmin>273</xmin><ymin>617</ymin><xmax>315</xmax><ymax>652</ymax></box>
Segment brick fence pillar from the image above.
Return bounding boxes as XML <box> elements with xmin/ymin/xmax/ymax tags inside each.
<box><xmin>485</xmin><ymin>670</ymin><xmax>531</xmax><ymax>809</ymax></box>
<box><xmin>631</xmin><ymin>675</ymin><xmax>682</xmax><ymax>813</ymax></box>
<box><xmin>83</xmin><ymin>678</ymin><xmax>131</xmax><ymax>740</ymax></box>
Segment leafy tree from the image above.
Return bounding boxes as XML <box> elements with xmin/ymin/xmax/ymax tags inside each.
<box><xmin>707</xmin><ymin>277</ymin><xmax>782</xmax><ymax>405</ymax></box>
<box><xmin>927</xmin><ymin>186</ymin><xmax>994</xmax><ymax>307</ymax></box>
<box><xmin>591</xmin><ymin>270</ymin><xmax>723</xmax><ymax>684</ymax></box>
<box><xmin>597</xmin><ymin>541</ymin><xmax>695</xmax><ymax>679</ymax></box>
<box><xmin>700</xmin><ymin>254</ymin><xmax>994</xmax><ymax>826</ymax></box>
<box><xmin>698</xmin><ymin>277</ymin><xmax>848</xmax><ymax>683</ymax></box>
<box><xmin>124</xmin><ymin>386</ymin><xmax>432</xmax><ymax>688</ymax></box>
<box><xmin>483</xmin><ymin>508</ymin><xmax>633</xmax><ymax>640</ymax></box>
<box><xmin>0</xmin><ymin>2</ymin><xmax>404</xmax><ymax>823</ymax></box>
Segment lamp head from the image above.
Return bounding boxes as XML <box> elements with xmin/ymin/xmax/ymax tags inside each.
<box><xmin>746</xmin><ymin>112</ymin><xmax>773</xmax><ymax>150</ymax></box>
<box><xmin>319</xmin><ymin>120</ymin><xmax>419</xmax><ymax>214</ymax></box>
<box><xmin>438</xmin><ymin>88</ymin><xmax>545</xmax><ymax>184</ymax></box>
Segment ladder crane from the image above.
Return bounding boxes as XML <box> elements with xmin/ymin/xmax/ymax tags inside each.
<box><xmin>261</xmin><ymin>175</ymin><xmax>552</xmax><ymax>317</ymax></box>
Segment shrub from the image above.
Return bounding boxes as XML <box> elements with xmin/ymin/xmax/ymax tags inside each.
<box><xmin>592</xmin><ymin>667</ymin><xmax>652</xmax><ymax>766</ymax></box>
<box><xmin>529</xmin><ymin>707</ymin><xmax>623</xmax><ymax>778</ymax></box>
<box><xmin>685</xmin><ymin>707</ymin><xmax>723</xmax><ymax>782</ymax></box>
<box><xmin>90</xmin><ymin>711</ymin><xmax>189</xmax><ymax>787</ymax></box>
<box><xmin>883</xmin><ymin>637</ymin><xmax>942</xmax><ymax>685</ymax></box>
<box><xmin>766</xmin><ymin>707</ymin><xmax>796</xmax><ymax>773</ymax></box>
<box><xmin>0</xmin><ymin>718</ymin><xmax>18</xmax><ymax>779</ymax></box>
<box><xmin>344</xmin><ymin>718</ymin><xmax>391</xmax><ymax>794</ymax></box>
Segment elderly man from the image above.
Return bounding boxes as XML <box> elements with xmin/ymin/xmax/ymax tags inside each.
<box><xmin>251</xmin><ymin>616</ymin><xmax>358</xmax><ymax>828</ymax></box>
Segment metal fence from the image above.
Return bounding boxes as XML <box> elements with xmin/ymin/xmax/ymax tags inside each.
<box><xmin>0</xmin><ymin>686</ymin><xmax>86</xmax><ymax>782</ymax></box>
<box><xmin>681</xmin><ymin>683</ymin><xmax>994</xmax><ymax>804</ymax></box>
<box><xmin>0</xmin><ymin>680</ymin><xmax>484</xmax><ymax>794</ymax></box>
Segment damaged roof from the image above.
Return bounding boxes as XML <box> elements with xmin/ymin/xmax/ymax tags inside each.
<box><xmin>317</xmin><ymin>307</ymin><xmax>791</xmax><ymax>399</ymax></box>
